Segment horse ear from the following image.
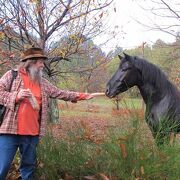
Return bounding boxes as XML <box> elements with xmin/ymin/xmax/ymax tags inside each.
<box><xmin>123</xmin><ymin>52</ymin><xmax>132</xmax><ymax>62</ymax></box>
<box><xmin>123</xmin><ymin>52</ymin><xmax>130</xmax><ymax>59</ymax></box>
<box><xmin>118</xmin><ymin>55</ymin><xmax>123</xmax><ymax>60</ymax></box>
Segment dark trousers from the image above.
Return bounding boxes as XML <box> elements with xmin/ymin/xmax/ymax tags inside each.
<box><xmin>0</xmin><ymin>134</ymin><xmax>39</xmax><ymax>180</ymax></box>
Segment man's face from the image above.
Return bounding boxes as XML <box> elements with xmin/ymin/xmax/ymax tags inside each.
<box><xmin>32</xmin><ymin>59</ymin><xmax>45</xmax><ymax>70</ymax></box>
<box><xmin>28</xmin><ymin>59</ymin><xmax>45</xmax><ymax>83</ymax></box>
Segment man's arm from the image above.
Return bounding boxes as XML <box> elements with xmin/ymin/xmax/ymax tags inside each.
<box><xmin>0</xmin><ymin>70</ymin><xmax>18</xmax><ymax>110</ymax></box>
<box><xmin>42</xmin><ymin>78</ymin><xmax>94</xmax><ymax>102</ymax></box>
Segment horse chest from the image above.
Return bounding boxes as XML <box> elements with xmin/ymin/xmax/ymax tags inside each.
<box><xmin>146</xmin><ymin>95</ymin><xmax>171</xmax><ymax>122</ymax></box>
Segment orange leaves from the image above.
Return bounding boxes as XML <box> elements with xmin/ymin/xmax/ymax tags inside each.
<box><xmin>119</xmin><ymin>143</ymin><xmax>127</xmax><ymax>158</ymax></box>
<box><xmin>84</xmin><ymin>173</ymin><xmax>109</xmax><ymax>180</ymax></box>
<box><xmin>80</xmin><ymin>119</ymin><xmax>94</xmax><ymax>141</ymax></box>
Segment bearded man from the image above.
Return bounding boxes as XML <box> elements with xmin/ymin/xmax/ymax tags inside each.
<box><xmin>0</xmin><ymin>47</ymin><xmax>95</xmax><ymax>179</ymax></box>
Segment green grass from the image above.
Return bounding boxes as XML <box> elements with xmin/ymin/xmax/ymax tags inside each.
<box><xmin>59</xmin><ymin>97</ymin><xmax>142</xmax><ymax>118</ymax></box>
<box><xmin>36</xmin><ymin>97</ymin><xmax>180</xmax><ymax>179</ymax></box>
<box><xmin>85</xmin><ymin>97</ymin><xmax>142</xmax><ymax>109</ymax></box>
<box><xmin>59</xmin><ymin>97</ymin><xmax>142</xmax><ymax>109</ymax></box>
<box><xmin>120</xmin><ymin>98</ymin><xmax>142</xmax><ymax>109</ymax></box>
<box><xmin>36</xmin><ymin>116</ymin><xmax>180</xmax><ymax>180</ymax></box>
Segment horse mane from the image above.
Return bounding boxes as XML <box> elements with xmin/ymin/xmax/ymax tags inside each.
<box><xmin>132</xmin><ymin>56</ymin><xmax>180</xmax><ymax>98</ymax></box>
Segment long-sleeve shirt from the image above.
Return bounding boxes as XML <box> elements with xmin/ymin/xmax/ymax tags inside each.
<box><xmin>0</xmin><ymin>69</ymin><xmax>86</xmax><ymax>136</ymax></box>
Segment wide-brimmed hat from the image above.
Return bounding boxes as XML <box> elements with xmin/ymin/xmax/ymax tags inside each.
<box><xmin>20</xmin><ymin>47</ymin><xmax>48</xmax><ymax>62</ymax></box>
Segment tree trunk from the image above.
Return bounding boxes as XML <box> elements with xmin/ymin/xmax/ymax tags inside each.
<box><xmin>48</xmin><ymin>99</ymin><xmax>60</xmax><ymax>123</ymax></box>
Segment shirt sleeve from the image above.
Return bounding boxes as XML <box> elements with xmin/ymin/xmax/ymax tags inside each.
<box><xmin>0</xmin><ymin>70</ymin><xmax>18</xmax><ymax>110</ymax></box>
<box><xmin>43</xmin><ymin>78</ymin><xmax>80</xmax><ymax>102</ymax></box>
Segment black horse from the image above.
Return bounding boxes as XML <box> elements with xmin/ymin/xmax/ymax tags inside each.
<box><xmin>106</xmin><ymin>53</ymin><xmax>180</xmax><ymax>144</ymax></box>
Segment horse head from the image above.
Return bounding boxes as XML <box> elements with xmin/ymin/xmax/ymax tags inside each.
<box><xmin>106</xmin><ymin>53</ymin><xmax>142</xmax><ymax>98</ymax></box>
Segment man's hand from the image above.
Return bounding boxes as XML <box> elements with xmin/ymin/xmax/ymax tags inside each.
<box><xmin>17</xmin><ymin>89</ymin><xmax>32</xmax><ymax>100</ymax></box>
<box><xmin>77</xmin><ymin>92</ymin><xmax>105</xmax><ymax>101</ymax></box>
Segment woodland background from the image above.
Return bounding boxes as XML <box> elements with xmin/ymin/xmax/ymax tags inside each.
<box><xmin>0</xmin><ymin>0</ymin><xmax>179</xmax><ymax>94</ymax></box>
<box><xmin>1</xmin><ymin>1</ymin><xmax>180</xmax><ymax>179</ymax></box>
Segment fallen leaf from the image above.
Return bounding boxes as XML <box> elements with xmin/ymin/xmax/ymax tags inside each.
<box><xmin>99</xmin><ymin>173</ymin><xmax>109</xmax><ymax>180</ymax></box>
<box><xmin>119</xmin><ymin>143</ymin><xmax>127</xmax><ymax>158</ymax></box>
<box><xmin>83</xmin><ymin>175</ymin><xmax>97</xmax><ymax>180</ymax></box>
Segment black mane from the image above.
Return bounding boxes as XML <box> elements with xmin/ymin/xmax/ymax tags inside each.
<box><xmin>132</xmin><ymin>56</ymin><xmax>180</xmax><ymax>98</ymax></box>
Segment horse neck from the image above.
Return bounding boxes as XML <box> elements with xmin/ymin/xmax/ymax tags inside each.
<box><xmin>137</xmin><ymin>82</ymin><xmax>166</xmax><ymax>105</ymax></box>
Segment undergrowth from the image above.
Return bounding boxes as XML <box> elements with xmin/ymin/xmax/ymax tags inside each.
<box><xmin>36</xmin><ymin>115</ymin><xmax>180</xmax><ymax>180</ymax></box>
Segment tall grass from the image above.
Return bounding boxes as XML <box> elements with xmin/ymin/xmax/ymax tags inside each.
<box><xmin>36</xmin><ymin>114</ymin><xmax>180</xmax><ymax>180</ymax></box>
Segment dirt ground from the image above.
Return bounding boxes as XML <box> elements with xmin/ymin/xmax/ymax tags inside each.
<box><xmin>49</xmin><ymin>101</ymin><xmax>146</xmax><ymax>143</ymax></box>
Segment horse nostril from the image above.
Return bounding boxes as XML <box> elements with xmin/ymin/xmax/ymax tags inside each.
<box><xmin>106</xmin><ymin>87</ymin><xmax>109</xmax><ymax>95</ymax></box>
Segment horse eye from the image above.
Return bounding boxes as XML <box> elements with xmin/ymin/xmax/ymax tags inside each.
<box><xmin>122</xmin><ymin>67</ymin><xmax>131</xmax><ymax>71</ymax></box>
<box><xmin>115</xmin><ymin>79</ymin><xmax>120</xmax><ymax>83</ymax></box>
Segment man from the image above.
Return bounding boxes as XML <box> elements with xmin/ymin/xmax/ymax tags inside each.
<box><xmin>0</xmin><ymin>47</ymin><xmax>95</xmax><ymax>179</ymax></box>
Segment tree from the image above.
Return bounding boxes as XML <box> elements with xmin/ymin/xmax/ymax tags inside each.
<box><xmin>107</xmin><ymin>46</ymin><xmax>123</xmax><ymax>59</ymax></box>
<box><xmin>135</xmin><ymin>0</ymin><xmax>180</xmax><ymax>38</ymax></box>
<box><xmin>55</xmin><ymin>36</ymin><xmax>109</xmax><ymax>92</ymax></box>
<box><xmin>0</xmin><ymin>0</ymin><xmax>113</xmax><ymax>69</ymax></box>
<box><xmin>133</xmin><ymin>0</ymin><xmax>180</xmax><ymax>88</ymax></box>
<box><xmin>0</xmin><ymin>0</ymin><xmax>114</xmax><ymax>122</ymax></box>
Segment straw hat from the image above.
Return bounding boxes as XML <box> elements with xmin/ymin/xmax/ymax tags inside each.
<box><xmin>20</xmin><ymin>47</ymin><xmax>48</xmax><ymax>62</ymax></box>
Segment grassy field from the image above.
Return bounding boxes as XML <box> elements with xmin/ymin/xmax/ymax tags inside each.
<box><xmin>59</xmin><ymin>97</ymin><xmax>142</xmax><ymax>118</ymax></box>
<box><xmin>35</xmin><ymin>97</ymin><xmax>180</xmax><ymax>180</ymax></box>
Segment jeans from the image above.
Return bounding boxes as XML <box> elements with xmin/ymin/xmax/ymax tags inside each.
<box><xmin>0</xmin><ymin>134</ymin><xmax>39</xmax><ymax>180</ymax></box>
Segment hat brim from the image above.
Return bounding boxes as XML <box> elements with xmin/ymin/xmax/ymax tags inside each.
<box><xmin>20</xmin><ymin>54</ymin><xmax>48</xmax><ymax>62</ymax></box>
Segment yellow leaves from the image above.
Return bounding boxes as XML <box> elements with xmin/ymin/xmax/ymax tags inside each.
<box><xmin>0</xmin><ymin>31</ymin><xmax>5</xmax><ymax>40</ymax></box>
<box><xmin>68</xmin><ymin>34</ymin><xmax>84</xmax><ymax>47</ymax></box>
<box><xmin>29</xmin><ymin>0</ymin><xmax>40</xmax><ymax>4</ymax></box>
<box><xmin>69</xmin><ymin>34</ymin><xmax>83</xmax><ymax>43</ymax></box>
<box><xmin>59</xmin><ymin>49</ymin><xmax>66</xmax><ymax>58</ymax></box>
<box><xmin>80</xmin><ymin>120</ymin><xmax>93</xmax><ymax>141</ymax></box>
<box><xmin>69</xmin><ymin>34</ymin><xmax>77</xmax><ymax>40</ymax></box>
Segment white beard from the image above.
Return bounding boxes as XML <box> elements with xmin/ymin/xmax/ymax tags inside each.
<box><xmin>28</xmin><ymin>66</ymin><xmax>43</xmax><ymax>84</ymax></box>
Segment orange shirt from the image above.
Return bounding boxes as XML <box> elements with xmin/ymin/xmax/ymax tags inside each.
<box><xmin>17</xmin><ymin>69</ymin><xmax>42</xmax><ymax>135</ymax></box>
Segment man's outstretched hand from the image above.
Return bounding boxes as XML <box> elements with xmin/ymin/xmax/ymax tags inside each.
<box><xmin>77</xmin><ymin>92</ymin><xmax>105</xmax><ymax>101</ymax></box>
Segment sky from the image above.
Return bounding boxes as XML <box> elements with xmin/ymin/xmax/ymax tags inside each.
<box><xmin>95</xmin><ymin>0</ymin><xmax>178</xmax><ymax>53</ymax></box>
